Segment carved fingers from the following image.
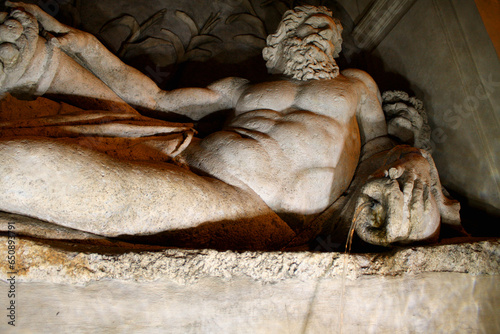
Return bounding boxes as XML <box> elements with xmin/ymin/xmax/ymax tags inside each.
<box><xmin>354</xmin><ymin>155</ymin><xmax>440</xmax><ymax>246</ymax></box>
<box><xmin>409</xmin><ymin>177</ymin><xmax>440</xmax><ymax>238</ymax></box>
<box><xmin>354</xmin><ymin>178</ymin><xmax>405</xmax><ymax>246</ymax></box>
<box><xmin>6</xmin><ymin>1</ymin><xmax>70</xmax><ymax>33</ymax></box>
<box><xmin>0</xmin><ymin>6</ymin><xmax>39</xmax><ymax>92</ymax></box>
<box><xmin>6</xmin><ymin>1</ymin><xmax>89</xmax><ymax>55</ymax></box>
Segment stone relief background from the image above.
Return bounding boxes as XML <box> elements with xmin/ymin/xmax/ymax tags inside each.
<box><xmin>8</xmin><ymin>0</ymin><xmax>356</xmax><ymax>87</ymax></box>
<box><xmin>1</xmin><ymin>0</ymin><xmax>498</xmax><ymax>236</ymax></box>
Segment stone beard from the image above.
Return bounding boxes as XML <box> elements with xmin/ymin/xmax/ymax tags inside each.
<box><xmin>271</xmin><ymin>34</ymin><xmax>340</xmax><ymax>81</ymax></box>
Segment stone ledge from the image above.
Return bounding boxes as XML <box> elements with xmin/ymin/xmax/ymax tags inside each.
<box><xmin>1</xmin><ymin>236</ymin><xmax>498</xmax><ymax>285</ymax></box>
<box><xmin>1</xmin><ymin>237</ymin><xmax>499</xmax><ymax>333</ymax></box>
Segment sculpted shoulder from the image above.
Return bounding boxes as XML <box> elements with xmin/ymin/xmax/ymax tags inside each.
<box><xmin>341</xmin><ymin>68</ymin><xmax>382</xmax><ymax>103</ymax></box>
<box><xmin>233</xmin><ymin>72</ymin><xmax>377</xmax><ymax>121</ymax></box>
<box><xmin>293</xmin><ymin>75</ymin><xmax>363</xmax><ymax>120</ymax></box>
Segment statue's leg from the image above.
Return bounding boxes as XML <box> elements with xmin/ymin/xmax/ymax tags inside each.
<box><xmin>0</xmin><ymin>138</ymin><xmax>279</xmax><ymax>237</ymax></box>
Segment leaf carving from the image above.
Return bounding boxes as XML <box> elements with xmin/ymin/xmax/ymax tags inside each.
<box><xmin>121</xmin><ymin>37</ymin><xmax>175</xmax><ymax>67</ymax></box>
<box><xmin>161</xmin><ymin>28</ymin><xmax>185</xmax><ymax>62</ymax></box>
<box><xmin>233</xmin><ymin>34</ymin><xmax>266</xmax><ymax>48</ymax></box>
<box><xmin>261</xmin><ymin>0</ymin><xmax>292</xmax><ymax>16</ymax></box>
<box><xmin>175</xmin><ymin>11</ymin><xmax>199</xmax><ymax>37</ymax></box>
<box><xmin>129</xmin><ymin>9</ymin><xmax>168</xmax><ymax>43</ymax></box>
<box><xmin>186</xmin><ymin>35</ymin><xmax>222</xmax><ymax>52</ymax></box>
<box><xmin>100</xmin><ymin>10</ymin><xmax>168</xmax><ymax>58</ymax></box>
<box><xmin>100</xmin><ymin>14</ymin><xmax>140</xmax><ymax>42</ymax></box>
<box><xmin>225</xmin><ymin>13</ymin><xmax>267</xmax><ymax>37</ymax></box>
<box><xmin>200</xmin><ymin>12</ymin><xmax>221</xmax><ymax>35</ymax></box>
<box><xmin>122</xmin><ymin>37</ymin><xmax>173</xmax><ymax>53</ymax></box>
<box><xmin>239</xmin><ymin>0</ymin><xmax>258</xmax><ymax>16</ymax></box>
<box><xmin>183</xmin><ymin>49</ymin><xmax>212</xmax><ymax>62</ymax></box>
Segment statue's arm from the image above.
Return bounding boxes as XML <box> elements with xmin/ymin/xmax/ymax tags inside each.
<box><xmin>342</xmin><ymin>69</ymin><xmax>388</xmax><ymax>145</ymax></box>
<box><xmin>4</xmin><ymin>2</ymin><xmax>247</xmax><ymax>119</ymax></box>
<box><xmin>51</xmin><ymin>31</ymin><xmax>248</xmax><ymax>118</ymax></box>
<box><xmin>329</xmin><ymin>70</ymin><xmax>462</xmax><ymax>247</ymax></box>
<box><xmin>154</xmin><ymin>77</ymin><xmax>249</xmax><ymax>120</ymax></box>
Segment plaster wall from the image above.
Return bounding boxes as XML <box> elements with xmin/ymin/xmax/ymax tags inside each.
<box><xmin>337</xmin><ymin>0</ymin><xmax>376</xmax><ymax>22</ymax></box>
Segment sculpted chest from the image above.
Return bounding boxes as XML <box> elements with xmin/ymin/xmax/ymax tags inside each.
<box><xmin>235</xmin><ymin>78</ymin><xmax>359</xmax><ymax>122</ymax></box>
<box><xmin>235</xmin><ymin>80</ymin><xmax>298</xmax><ymax>113</ymax></box>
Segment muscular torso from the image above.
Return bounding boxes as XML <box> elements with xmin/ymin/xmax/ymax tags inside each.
<box><xmin>181</xmin><ymin>75</ymin><xmax>365</xmax><ymax>219</ymax></box>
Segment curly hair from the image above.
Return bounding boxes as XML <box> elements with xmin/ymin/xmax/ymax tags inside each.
<box><xmin>382</xmin><ymin>90</ymin><xmax>432</xmax><ymax>152</ymax></box>
<box><xmin>263</xmin><ymin>5</ymin><xmax>343</xmax><ymax>63</ymax></box>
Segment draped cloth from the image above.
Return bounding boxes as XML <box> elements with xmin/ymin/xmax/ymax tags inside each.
<box><xmin>0</xmin><ymin>94</ymin><xmax>196</xmax><ymax>162</ymax></box>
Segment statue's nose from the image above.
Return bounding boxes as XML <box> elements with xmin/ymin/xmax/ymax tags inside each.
<box><xmin>297</xmin><ymin>24</ymin><xmax>333</xmax><ymax>41</ymax></box>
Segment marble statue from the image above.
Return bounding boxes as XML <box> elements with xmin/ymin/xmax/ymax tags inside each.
<box><xmin>0</xmin><ymin>3</ymin><xmax>461</xmax><ymax>249</ymax></box>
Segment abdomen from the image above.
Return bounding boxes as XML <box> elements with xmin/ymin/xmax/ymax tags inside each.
<box><xmin>187</xmin><ymin>110</ymin><xmax>361</xmax><ymax>216</ymax></box>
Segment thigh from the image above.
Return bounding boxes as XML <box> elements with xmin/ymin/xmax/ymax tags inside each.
<box><xmin>0</xmin><ymin>137</ymin><xmax>279</xmax><ymax>237</ymax></box>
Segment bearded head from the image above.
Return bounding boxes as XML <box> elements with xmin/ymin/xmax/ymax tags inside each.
<box><xmin>262</xmin><ymin>6</ymin><xmax>343</xmax><ymax>81</ymax></box>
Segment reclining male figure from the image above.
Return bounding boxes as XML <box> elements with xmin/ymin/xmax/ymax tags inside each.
<box><xmin>0</xmin><ymin>3</ymin><xmax>460</xmax><ymax>247</ymax></box>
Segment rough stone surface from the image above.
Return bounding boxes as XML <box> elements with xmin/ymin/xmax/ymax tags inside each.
<box><xmin>0</xmin><ymin>237</ymin><xmax>498</xmax><ymax>333</ymax></box>
<box><xmin>0</xmin><ymin>237</ymin><xmax>498</xmax><ymax>284</ymax></box>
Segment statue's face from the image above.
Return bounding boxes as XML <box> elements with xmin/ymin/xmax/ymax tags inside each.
<box><xmin>267</xmin><ymin>14</ymin><xmax>342</xmax><ymax>80</ymax></box>
<box><xmin>294</xmin><ymin>14</ymin><xmax>342</xmax><ymax>58</ymax></box>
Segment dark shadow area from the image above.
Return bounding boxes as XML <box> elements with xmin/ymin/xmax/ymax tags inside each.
<box><xmin>177</xmin><ymin>54</ymin><xmax>270</xmax><ymax>88</ymax></box>
<box><xmin>447</xmin><ymin>189</ymin><xmax>500</xmax><ymax>237</ymax></box>
<box><xmin>0</xmin><ymin>232</ymin><xmax>172</xmax><ymax>255</ymax></box>
<box><xmin>0</xmin><ymin>211</ymin><xmax>299</xmax><ymax>253</ymax></box>
<box><xmin>1</xmin><ymin>208</ymin><xmax>497</xmax><ymax>255</ymax></box>
<box><xmin>114</xmin><ymin>215</ymin><xmax>297</xmax><ymax>252</ymax></box>
<box><xmin>344</xmin><ymin>50</ymin><xmax>418</xmax><ymax>95</ymax></box>
<box><xmin>308</xmin><ymin>224</ymin><xmax>496</xmax><ymax>255</ymax></box>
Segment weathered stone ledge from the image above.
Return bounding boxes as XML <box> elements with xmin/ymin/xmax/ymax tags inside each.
<box><xmin>1</xmin><ymin>237</ymin><xmax>499</xmax><ymax>333</ymax></box>
<box><xmin>1</xmin><ymin>236</ymin><xmax>498</xmax><ymax>285</ymax></box>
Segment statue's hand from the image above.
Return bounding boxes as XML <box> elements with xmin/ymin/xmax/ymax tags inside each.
<box><xmin>5</xmin><ymin>2</ymin><xmax>91</xmax><ymax>55</ymax></box>
<box><xmin>0</xmin><ymin>6</ymin><xmax>39</xmax><ymax>93</ymax></box>
<box><xmin>354</xmin><ymin>151</ymin><xmax>441</xmax><ymax>246</ymax></box>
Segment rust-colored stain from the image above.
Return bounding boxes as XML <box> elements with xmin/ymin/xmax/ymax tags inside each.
<box><xmin>0</xmin><ymin>237</ymin><xmax>92</xmax><ymax>279</ymax></box>
<box><xmin>475</xmin><ymin>0</ymin><xmax>500</xmax><ymax>58</ymax></box>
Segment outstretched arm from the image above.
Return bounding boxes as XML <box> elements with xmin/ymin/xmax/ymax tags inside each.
<box><xmin>45</xmin><ymin>25</ymin><xmax>247</xmax><ymax>118</ymax></box>
<box><xmin>5</xmin><ymin>2</ymin><xmax>247</xmax><ymax>119</ymax></box>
